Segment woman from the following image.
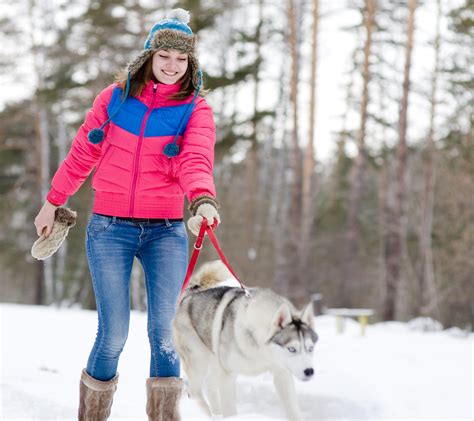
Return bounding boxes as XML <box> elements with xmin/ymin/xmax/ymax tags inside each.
<box><xmin>33</xmin><ymin>9</ymin><xmax>219</xmax><ymax>421</ymax></box>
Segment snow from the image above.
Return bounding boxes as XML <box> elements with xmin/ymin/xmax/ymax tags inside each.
<box><xmin>0</xmin><ymin>303</ymin><xmax>472</xmax><ymax>420</ymax></box>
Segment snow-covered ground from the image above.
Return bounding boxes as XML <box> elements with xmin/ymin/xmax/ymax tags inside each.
<box><xmin>0</xmin><ymin>303</ymin><xmax>472</xmax><ymax>420</ymax></box>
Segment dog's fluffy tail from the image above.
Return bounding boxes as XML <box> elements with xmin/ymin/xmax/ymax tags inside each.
<box><xmin>187</xmin><ymin>260</ymin><xmax>233</xmax><ymax>290</ymax></box>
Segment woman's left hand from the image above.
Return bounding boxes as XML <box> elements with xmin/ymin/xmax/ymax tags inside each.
<box><xmin>187</xmin><ymin>203</ymin><xmax>221</xmax><ymax>235</ymax></box>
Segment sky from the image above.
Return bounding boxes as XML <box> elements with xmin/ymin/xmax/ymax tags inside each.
<box><xmin>0</xmin><ymin>301</ymin><xmax>472</xmax><ymax>420</ymax></box>
<box><xmin>0</xmin><ymin>1</ymin><xmax>459</xmax><ymax>162</ymax></box>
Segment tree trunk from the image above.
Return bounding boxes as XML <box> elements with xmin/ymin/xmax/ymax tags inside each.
<box><xmin>28</xmin><ymin>0</ymin><xmax>51</xmax><ymax>305</ymax></box>
<box><xmin>383</xmin><ymin>0</ymin><xmax>417</xmax><ymax>321</ymax></box>
<box><xmin>38</xmin><ymin>108</ymin><xmax>54</xmax><ymax>304</ymax></box>
<box><xmin>268</xmin><ymin>66</ymin><xmax>290</xmax><ymax>232</ymax></box>
<box><xmin>337</xmin><ymin>47</ymin><xmax>358</xmax><ymax>152</ymax></box>
<box><xmin>273</xmin><ymin>142</ymin><xmax>291</xmax><ymax>296</ymax></box>
<box><xmin>300</xmin><ymin>0</ymin><xmax>319</xmax><ymax>292</ymax></box>
<box><xmin>343</xmin><ymin>0</ymin><xmax>376</xmax><ymax>306</ymax></box>
<box><xmin>245</xmin><ymin>0</ymin><xmax>264</xmax><ymax>264</ymax></box>
<box><xmin>31</xmin><ymin>109</ymin><xmax>53</xmax><ymax>305</ymax></box>
<box><xmin>375</xmin><ymin>41</ymin><xmax>392</xmax><ymax>316</ymax></box>
<box><xmin>418</xmin><ymin>0</ymin><xmax>441</xmax><ymax>317</ymax></box>
<box><xmin>286</xmin><ymin>0</ymin><xmax>305</xmax><ymax>305</ymax></box>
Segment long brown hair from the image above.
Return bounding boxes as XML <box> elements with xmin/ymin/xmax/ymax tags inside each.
<box><xmin>114</xmin><ymin>53</ymin><xmax>196</xmax><ymax>101</ymax></box>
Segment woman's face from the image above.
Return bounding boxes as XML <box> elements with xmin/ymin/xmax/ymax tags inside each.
<box><xmin>152</xmin><ymin>49</ymin><xmax>188</xmax><ymax>85</ymax></box>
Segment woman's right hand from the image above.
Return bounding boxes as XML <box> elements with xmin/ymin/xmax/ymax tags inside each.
<box><xmin>34</xmin><ymin>201</ymin><xmax>58</xmax><ymax>237</ymax></box>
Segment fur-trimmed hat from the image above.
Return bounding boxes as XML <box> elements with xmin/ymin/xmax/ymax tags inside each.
<box><xmin>127</xmin><ymin>9</ymin><xmax>201</xmax><ymax>88</ymax></box>
<box><xmin>31</xmin><ymin>207</ymin><xmax>77</xmax><ymax>260</ymax></box>
<box><xmin>88</xmin><ymin>9</ymin><xmax>203</xmax><ymax>158</ymax></box>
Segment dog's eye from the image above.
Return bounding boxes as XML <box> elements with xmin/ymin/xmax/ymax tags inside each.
<box><xmin>308</xmin><ymin>346</ymin><xmax>314</xmax><ymax>353</ymax></box>
<box><xmin>287</xmin><ymin>346</ymin><xmax>297</xmax><ymax>353</ymax></box>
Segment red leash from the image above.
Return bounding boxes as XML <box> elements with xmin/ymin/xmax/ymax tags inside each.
<box><xmin>179</xmin><ymin>218</ymin><xmax>250</xmax><ymax>298</ymax></box>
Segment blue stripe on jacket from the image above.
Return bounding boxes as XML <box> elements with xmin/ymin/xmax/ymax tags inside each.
<box><xmin>107</xmin><ymin>87</ymin><xmax>195</xmax><ymax>137</ymax></box>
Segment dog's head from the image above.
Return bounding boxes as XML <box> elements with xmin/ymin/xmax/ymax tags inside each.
<box><xmin>268</xmin><ymin>302</ymin><xmax>318</xmax><ymax>381</ymax></box>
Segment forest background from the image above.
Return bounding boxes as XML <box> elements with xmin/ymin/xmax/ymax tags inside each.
<box><xmin>0</xmin><ymin>0</ymin><xmax>472</xmax><ymax>329</ymax></box>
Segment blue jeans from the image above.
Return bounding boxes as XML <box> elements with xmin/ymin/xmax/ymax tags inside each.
<box><xmin>85</xmin><ymin>213</ymin><xmax>188</xmax><ymax>381</ymax></box>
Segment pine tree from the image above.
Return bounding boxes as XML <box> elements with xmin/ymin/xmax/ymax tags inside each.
<box><xmin>383</xmin><ymin>0</ymin><xmax>417</xmax><ymax>321</ymax></box>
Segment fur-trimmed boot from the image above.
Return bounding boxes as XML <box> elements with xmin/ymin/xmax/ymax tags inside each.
<box><xmin>146</xmin><ymin>377</ymin><xmax>184</xmax><ymax>421</ymax></box>
<box><xmin>78</xmin><ymin>369</ymin><xmax>118</xmax><ymax>421</ymax></box>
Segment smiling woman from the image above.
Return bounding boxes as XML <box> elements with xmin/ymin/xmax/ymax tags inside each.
<box><xmin>32</xmin><ymin>7</ymin><xmax>220</xmax><ymax>421</ymax></box>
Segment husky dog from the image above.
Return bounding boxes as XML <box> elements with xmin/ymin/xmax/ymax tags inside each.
<box><xmin>172</xmin><ymin>260</ymin><xmax>318</xmax><ymax>421</ymax></box>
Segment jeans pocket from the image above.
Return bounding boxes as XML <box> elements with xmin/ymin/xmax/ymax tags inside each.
<box><xmin>87</xmin><ymin>215</ymin><xmax>115</xmax><ymax>236</ymax></box>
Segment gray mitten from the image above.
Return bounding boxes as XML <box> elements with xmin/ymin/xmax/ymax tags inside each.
<box><xmin>31</xmin><ymin>207</ymin><xmax>77</xmax><ymax>260</ymax></box>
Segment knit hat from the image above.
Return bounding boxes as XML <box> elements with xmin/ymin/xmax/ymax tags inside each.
<box><xmin>31</xmin><ymin>207</ymin><xmax>77</xmax><ymax>260</ymax></box>
<box><xmin>88</xmin><ymin>8</ymin><xmax>203</xmax><ymax>158</ymax></box>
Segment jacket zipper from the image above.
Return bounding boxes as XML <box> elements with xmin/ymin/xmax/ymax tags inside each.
<box><xmin>129</xmin><ymin>83</ymin><xmax>158</xmax><ymax>216</ymax></box>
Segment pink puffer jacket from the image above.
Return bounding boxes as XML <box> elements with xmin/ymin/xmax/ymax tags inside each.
<box><xmin>47</xmin><ymin>80</ymin><xmax>216</xmax><ymax>218</ymax></box>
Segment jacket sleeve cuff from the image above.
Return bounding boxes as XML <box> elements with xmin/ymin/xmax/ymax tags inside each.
<box><xmin>188</xmin><ymin>195</ymin><xmax>220</xmax><ymax>216</ymax></box>
<box><xmin>46</xmin><ymin>188</ymin><xmax>68</xmax><ymax>206</ymax></box>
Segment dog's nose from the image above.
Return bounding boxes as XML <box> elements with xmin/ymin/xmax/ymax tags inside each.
<box><xmin>304</xmin><ymin>368</ymin><xmax>314</xmax><ymax>377</ymax></box>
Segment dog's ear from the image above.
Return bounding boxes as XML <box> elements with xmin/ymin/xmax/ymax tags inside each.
<box><xmin>273</xmin><ymin>304</ymin><xmax>292</xmax><ymax>329</ymax></box>
<box><xmin>300</xmin><ymin>302</ymin><xmax>314</xmax><ymax>326</ymax></box>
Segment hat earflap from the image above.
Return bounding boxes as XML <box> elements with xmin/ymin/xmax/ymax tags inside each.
<box><xmin>88</xmin><ymin>72</ymin><xmax>131</xmax><ymax>144</ymax></box>
<box><xmin>163</xmin><ymin>68</ymin><xmax>203</xmax><ymax>158</ymax></box>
